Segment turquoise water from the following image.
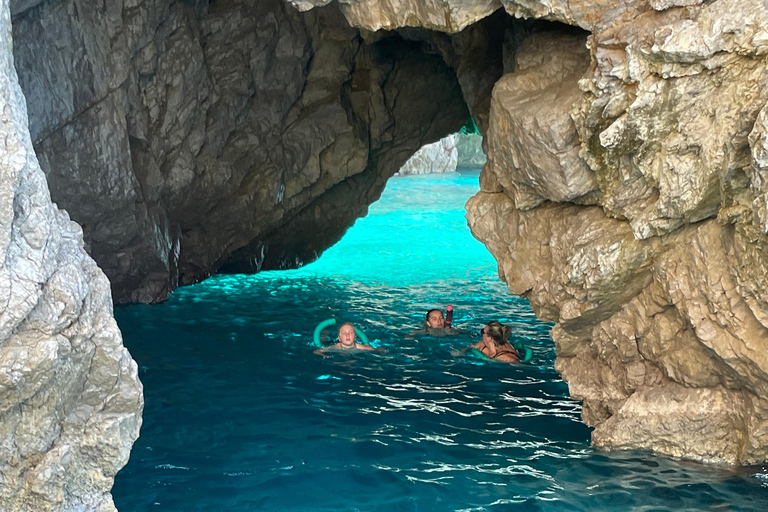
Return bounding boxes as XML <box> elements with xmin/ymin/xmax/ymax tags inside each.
<box><xmin>113</xmin><ymin>171</ymin><xmax>768</xmax><ymax>511</ymax></box>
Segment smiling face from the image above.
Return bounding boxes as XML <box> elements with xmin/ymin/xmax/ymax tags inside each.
<box><xmin>338</xmin><ymin>323</ymin><xmax>357</xmax><ymax>346</ymax></box>
<box><xmin>426</xmin><ymin>310</ymin><xmax>445</xmax><ymax>329</ymax></box>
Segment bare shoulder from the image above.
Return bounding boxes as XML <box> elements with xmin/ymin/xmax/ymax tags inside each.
<box><xmin>496</xmin><ymin>352</ymin><xmax>519</xmax><ymax>363</ymax></box>
<box><xmin>357</xmin><ymin>343</ymin><xmax>376</xmax><ymax>351</ymax></box>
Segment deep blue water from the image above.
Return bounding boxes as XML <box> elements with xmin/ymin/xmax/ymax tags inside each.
<box><xmin>113</xmin><ymin>170</ymin><xmax>768</xmax><ymax>511</ymax></box>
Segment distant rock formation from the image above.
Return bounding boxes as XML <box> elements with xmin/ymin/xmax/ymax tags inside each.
<box><xmin>396</xmin><ymin>132</ymin><xmax>486</xmax><ymax>175</ymax></box>
<box><xmin>396</xmin><ymin>135</ymin><xmax>458</xmax><ymax>175</ymax></box>
<box><xmin>396</xmin><ymin>132</ymin><xmax>487</xmax><ymax>175</ymax></box>
<box><xmin>0</xmin><ymin>3</ymin><xmax>142</xmax><ymax>511</ymax></box>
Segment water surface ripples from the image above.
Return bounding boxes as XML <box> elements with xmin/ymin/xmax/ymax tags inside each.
<box><xmin>113</xmin><ymin>171</ymin><xmax>768</xmax><ymax>511</ymax></box>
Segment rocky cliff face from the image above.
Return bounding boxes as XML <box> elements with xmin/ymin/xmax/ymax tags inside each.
<box><xmin>465</xmin><ymin>1</ymin><xmax>768</xmax><ymax>464</ymax></box>
<box><xmin>0</xmin><ymin>1</ymin><xmax>142</xmax><ymax>510</ymax></box>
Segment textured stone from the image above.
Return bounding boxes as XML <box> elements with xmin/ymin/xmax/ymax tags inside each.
<box><xmin>288</xmin><ymin>0</ymin><xmax>502</xmax><ymax>33</ymax></box>
<box><xmin>397</xmin><ymin>134</ymin><xmax>458</xmax><ymax>175</ymax></box>
<box><xmin>576</xmin><ymin>1</ymin><xmax>768</xmax><ymax>239</ymax></box>
<box><xmin>455</xmin><ymin>133</ymin><xmax>486</xmax><ymax>168</ymax></box>
<box><xmin>485</xmin><ymin>31</ymin><xmax>598</xmax><ymax>209</ymax></box>
<box><xmin>288</xmin><ymin>0</ymin><xmax>632</xmax><ymax>32</ymax></box>
<box><xmin>466</xmin><ymin>0</ymin><xmax>768</xmax><ymax>464</ymax></box>
<box><xmin>14</xmin><ymin>0</ymin><xmax>469</xmax><ymax>302</ymax></box>
<box><xmin>0</xmin><ymin>1</ymin><xmax>143</xmax><ymax>510</ymax></box>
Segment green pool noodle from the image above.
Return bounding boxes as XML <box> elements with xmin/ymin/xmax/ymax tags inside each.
<box><xmin>313</xmin><ymin>318</ymin><xmax>336</xmax><ymax>347</ymax></box>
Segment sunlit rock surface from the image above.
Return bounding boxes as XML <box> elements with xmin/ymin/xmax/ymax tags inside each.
<box><xmin>466</xmin><ymin>0</ymin><xmax>768</xmax><ymax>464</ymax></box>
<box><xmin>288</xmin><ymin>0</ymin><xmax>502</xmax><ymax>32</ymax></box>
<box><xmin>0</xmin><ymin>2</ymin><xmax>142</xmax><ymax>510</ymax></box>
<box><xmin>397</xmin><ymin>135</ymin><xmax>458</xmax><ymax>175</ymax></box>
<box><xmin>395</xmin><ymin>132</ymin><xmax>487</xmax><ymax>175</ymax></box>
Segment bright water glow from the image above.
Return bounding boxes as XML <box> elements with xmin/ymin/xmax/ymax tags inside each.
<box><xmin>113</xmin><ymin>170</ymin><xmax>768</xmax><ymax>511</ymax></box>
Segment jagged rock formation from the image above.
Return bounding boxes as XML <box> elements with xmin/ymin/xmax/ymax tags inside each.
<box><xmin>465</xmin><ymin>1</ymin><xmax>768</xmax><ymax>465</ymax></box>
<box><xmin>455</xmin><ymin>133</ymin><xmax>486</xmax><ymax>168</ymax></box>
<box><xmin>396</xmin><ymin>134</ymin><xmax>458</xmax><ymax>175</ymax></box>
<box><xmin>0</xmin><ymin>1</ymin><xmax>142</xmax><ymax>510</ymax></box>
<box><xmin>12</xmin><ymin>0</ymin><xmax>469</xmax><ymax>302</ymax></box>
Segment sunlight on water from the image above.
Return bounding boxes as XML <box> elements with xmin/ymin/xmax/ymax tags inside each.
<box><xmin>113</xmin><ymin>170</ymin><xmax>768</xmax><ymax>512</ymax></box>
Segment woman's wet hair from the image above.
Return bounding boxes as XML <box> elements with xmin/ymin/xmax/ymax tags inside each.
<box><xmin>485</xmin><ymin>321</ymin><xmax>511</xmax><ymax>347</ymax></box>
<box><xmin>425</xmin><ymin>309</ymin><xmax>443</xmax><ymax>321</ymax></box>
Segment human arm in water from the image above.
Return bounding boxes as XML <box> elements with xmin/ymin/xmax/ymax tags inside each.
<box><xmin>451</xmin><ymin>341</ymin><xmax>484</xmax><ymax>357</ymax></box>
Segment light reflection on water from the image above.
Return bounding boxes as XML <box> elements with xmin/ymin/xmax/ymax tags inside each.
<box><xmin>113</xmin><ymin>171</ymin><xmax>768</xmax><ymax>511</ymax></box>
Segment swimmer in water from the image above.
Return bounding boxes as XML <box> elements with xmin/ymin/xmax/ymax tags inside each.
<box><xmin>314</xmin><ymin>322</ymin><xmax>382</xmax><ymax>355</ymax></box>
<box><xmin>451</xmin><ymin>321</ymin><xmax>520</xmax><ymax>363</ymax></box>
<box><xmin>408</xmin><ymin>308</ymin><xmax>470</xmax><ymax>337</ymax></box>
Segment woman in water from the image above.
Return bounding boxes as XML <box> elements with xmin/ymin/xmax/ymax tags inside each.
<box><xmin>314</xmin><ymin>322</ymin><xmax>379</xmax><ymax>355</ymax></box>
<box><xmin>451</xmin><ymin>321</ymin><xmax>520</xmax><ymax>363</ymax></box>
<box><xmin>408</xmin><ymin>308</ymin><xmax>469</xmax><ymax>337</ymax></box>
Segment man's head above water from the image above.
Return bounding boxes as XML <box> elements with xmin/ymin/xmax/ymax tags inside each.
<box><xmin>425</xmin><ymin>309</ymin><xmax>445</xmax><ymax>329</ymax></box>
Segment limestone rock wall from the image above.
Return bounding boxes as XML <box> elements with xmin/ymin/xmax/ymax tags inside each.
<box><xmin>12</xmin><ymin>0</ymin><xmax>469</xmax><ymax>302</ymax></box>
<box><xmin>466</xmin><ymin>0</ymin><xmax>768</xmax><ymax>464</ymax></box>
<box><xmin>0</xmin><ymin>1</ymin><xmax>142</xmax><ymax>510</ymax></box>
<box><xmin>9</xmin><ymin>0</ymin><xmax>768</xmax><ymax>476</ymax></box>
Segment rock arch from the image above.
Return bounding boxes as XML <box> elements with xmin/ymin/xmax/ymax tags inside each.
<box><xmin>4</xmin><ymin>0</ymin><xmax>768</xmax><ymax>509</ymax></box>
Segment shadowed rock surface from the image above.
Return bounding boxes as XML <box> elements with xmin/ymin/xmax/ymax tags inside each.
<box><xmin>456</xmin><ymin>133</ymin><xmax>486</xmax><ymax>168</ymax></box>
<box><xmin>13</xmin><ymin>0</ymin><xmax>471</xmax><ymax>302</ymax></box>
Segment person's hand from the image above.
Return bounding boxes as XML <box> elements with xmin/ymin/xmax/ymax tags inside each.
<box><xmin>450</xmin><ymin>349</ymin><xmax>460</xmax><ymax>357</ymax></box>
<box><xmin>377</xmin><ymin>347</ymin><xmax>388</xmax><ymax>354</ymax></box>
